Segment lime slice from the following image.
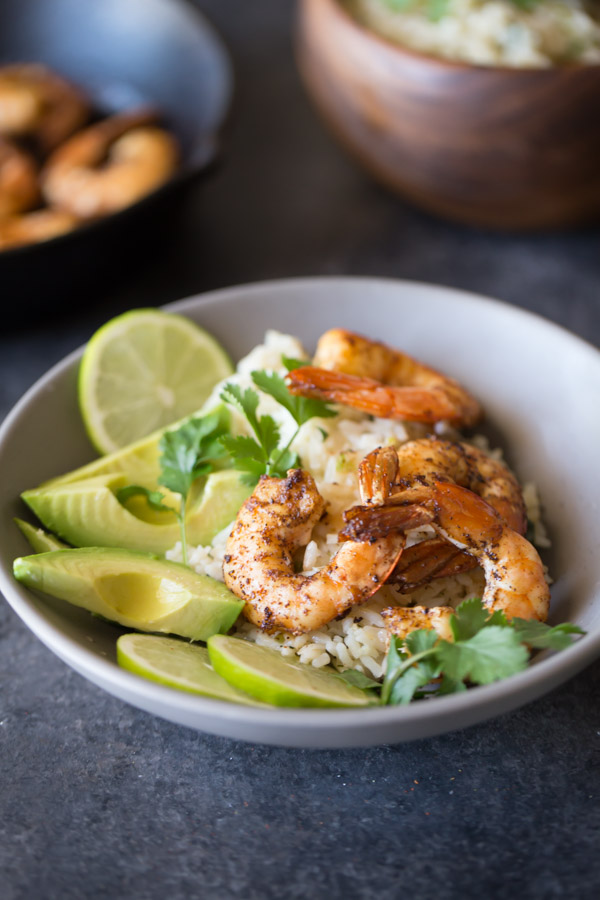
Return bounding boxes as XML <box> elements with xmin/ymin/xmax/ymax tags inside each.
<box><xmin>207</xmin><ymin>635</ymin><xmax>371</xmax><ymax>708</ymax></box>
<box><xmin>117</xmin><ymin>633</ymin><xmax>265</xmax><ymax>706</ymax></box>
<box><xmin>78</xmin><ymin>309</ymin><xmax>234</xmax><ymax>454</ymax></box>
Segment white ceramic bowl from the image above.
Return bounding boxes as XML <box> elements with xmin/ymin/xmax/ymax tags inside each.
<box><xmin>1</xmin><ymin>278</ymin><xmax>599</xmax><ymax>748</ymax></box>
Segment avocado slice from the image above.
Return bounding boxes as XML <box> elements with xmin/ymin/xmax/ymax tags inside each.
<box><xmin>22</xmin><ymin>469</ymin><xmax>250</xmax><ymax>555</ymax></box>
<box><xmin>13</xmin><ymin>548</ymin><xmax>244</xmax><ymax>641</ymax></box>
<box><xmin>14</xmin><ymin>518</ymin><xmax>69</xmax><ymax>553</ymax></box>
<box><xmin>41</xmin><ymin>403</ymin><xmax>231</xmax><ymax>489</ymax></box>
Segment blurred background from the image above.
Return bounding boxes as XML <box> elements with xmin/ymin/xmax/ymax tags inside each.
<box><xmin>1</xmin><ymin>0</ymin><xmax>599</xmax><ymax>344</ymax></box>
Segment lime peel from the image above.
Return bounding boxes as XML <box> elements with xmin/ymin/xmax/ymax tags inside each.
<box><xmin>207</xmin><ymin>634</ymin><xmax>371</xmax><ymax>708</ymax></box>
<box><xmin>116</xmin><ymin>633</ymin><xmax>266</xmax><ymax>706</ymax></box>
<box><xmin>78</xmin><ymin>308</ymin><xmax>234</xmax><ymax>455</ymax></box>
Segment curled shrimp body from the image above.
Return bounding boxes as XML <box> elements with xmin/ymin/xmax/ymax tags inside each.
<box><xmin>0</xmin><ymin>64</ymin><xmax>89</xmax><ymax>152</ymax></box>
<box><xmin>356</xmin><ymin>441</ymin><xmax>527</xmax><ymax>592</ymax></box>
<box><xmin>287</xmin><ymin>329</ymin><xmax>481</xmax><ymax>428</ymax></box>
<box><xmin>42</xmin><ymin>110</ymin><xmax>178</xmax><ymax>220</ymax></box>
<box><xmin>342</xmin><ymin>460</ymin><xmax>550</xmax><ymax>633</ymax></box>
<box><xmin>223</xmin><ymin>468</ymin><xmax>431</xmax><ymax>634</ymax></box>
<box><xmin>0</xmin><ymin>139</ymin><xmax>38</xmax><ymax>219</ymax></box>
<box><xmin>0</xmin><ymin>207</ymin><xmax>77</xmax><ymax>250</ymax></box>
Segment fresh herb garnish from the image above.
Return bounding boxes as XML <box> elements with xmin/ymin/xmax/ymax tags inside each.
<box><xmin>116</xmin><ymin>412</ymin><xmax>228</xmax><ymax>565</ymax></box>
<box><xmin>219</xmin><ymin>362</ymin><xmax>337</xmax><ymax>486</ymax></box>
<box><xmin>380</xmin><ymin>597</ymin><xmax>584</xmax><ymax>705</ymax></box>
<box><xmin>381</xmin><ymin>0</ymin><xmax>540</xmax><ymax>22</ymax></box>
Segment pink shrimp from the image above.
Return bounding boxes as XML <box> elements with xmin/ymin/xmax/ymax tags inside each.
<box><xmin>223</xmin><ymin>468</ymin><xmax>430</xmax><ymax>634</ymax></box>
<box><xmin>286</xmin><ymin>328</ymin><xmax>481</xmax><ymax>427</ymax></box>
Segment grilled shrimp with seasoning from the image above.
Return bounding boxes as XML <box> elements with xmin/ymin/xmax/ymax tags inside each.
<box><xmin>341</xmin><ymin>446</ymin><xmax>550</xmax><ymax>639</ymax></box>
<box><xmin>222</xmin><ymin>468</ymin><xmax>431</xmax><ymax>634</ymax></box>
<box><xmin>357</xmin><ymin>440</ymin><xmax>528</xmax><ymax>592</ymax></box>
<box><xmin>0</xmin><ymin>139</ymin><xmax>38</xmax><ymax>220</ymax></box>
<box><xmin>286</xmin><ymin>328</ymin><xmax>481</xmax><ymax>428</ymax></box>
<box><xmin>0</xmin><ymin>64</ymin><xmax>89</xmax><ymax>152</ymax></box>
<box><xmin>42</xmin><ymin>110</ymin><xmax>178</xmax><ymax>220</ymax></box>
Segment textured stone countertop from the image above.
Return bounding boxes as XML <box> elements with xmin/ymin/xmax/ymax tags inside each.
<box><xmin>1</xmin><ymin>2</ymin><xmax>599</xmax><ymax>898</ymax></box>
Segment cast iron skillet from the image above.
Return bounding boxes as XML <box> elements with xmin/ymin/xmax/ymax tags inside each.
<box><xmin>0</xmin><ymin>0</ymin><xmax>232</xmax><ymax>322</ymax></box>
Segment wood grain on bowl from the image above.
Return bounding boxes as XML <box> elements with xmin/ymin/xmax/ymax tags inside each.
<box><xmin>296</xmin><ymin>0</ymin><xmax>600</xmax><ymax>229</ymax></box>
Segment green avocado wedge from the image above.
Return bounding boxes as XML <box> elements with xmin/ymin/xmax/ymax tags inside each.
<box><xmin>207</xmin><ymin>635</ymin><xmax>372</xmax><ymax>708</ymax></box>
<box><xmin>117</xmin><ymin>634</ymin><xmax>267</xmax><ymax>707</ymax></box>
<box><xmin>14</xmin><ymin>518</ymin><xmax>69</xmax><ymax>553</ymax></box>
<box><xmin>40</xmin><ymin>403</ymin><xmax>232</xmax><ymax>490</ymax></box>
<box><xmin>21</xmin><ymin>469</ymin><xmax>251</xmax><ymax>555</ymax></box>
<box><xmin>13</xmin><ymin>548</ymin><xmax>244</xmax><ymax>641</ymax></box>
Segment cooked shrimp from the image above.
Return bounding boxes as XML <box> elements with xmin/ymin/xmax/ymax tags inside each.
<box><xmin>223</xmin><ymin>468</ymin><xmax>431</xmax><ymax>634</ymax></box>
<box><xmin>0</xmin><ymin>139</ymin><xmax>38</xmax><ymax>219</ymax></box>
<box><xmin>381</xmin><ymin>605</ymin><xmax>454</xmax><ymax>642</ymax></box>
<box><xmin>342</xmin><ymin>477</ymin><xmax>550</xmax><ymax>629</ymax></box>
<box><xmin>0</xmin><ymin>207</ymin><xmax>77</xmax><ymax>250</ymax></box>
<box><xmin>287</xmin><ymin>329</ymin><xmax>481</xmax><ymax>427</ymax></box>
<box><xmin>0</xmin><ymin>64</ymin><xmax>89</xmax><ymax>151</ymax></box>
<box><xmin>42</xmin><ymin>110</ymin><xmax>178</xmax><ymax>219</ymax></box>
<box><xmin>356</xmin><ymin>440</ymin><xmax>527</xmax><ymax>592</ymax></box>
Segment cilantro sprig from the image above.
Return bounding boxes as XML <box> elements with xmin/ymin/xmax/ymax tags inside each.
<box><xmin>219</xmin><ymin>359</ymin><xmax>336</xmax><ymax>486</ymax></box>
<box><xmin>381</xmin><ymin>597</ymin><xmax>584</xmax><ymax>705</ymax></box>
<box><xmin>116</xmin><ymin>412</ymin><xmax>228</xmax><ymax>565</ymax></box>
<box><xmin>381</xmin><ymin>0</ymin><xmax>541</xmax><ymax>22</ymax></box>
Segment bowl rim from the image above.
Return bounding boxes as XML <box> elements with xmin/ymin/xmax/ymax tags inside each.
<box><xmin>1</xmin><ymin>275</ymin><xmax>600</xmax><ymax>744</ymax></box>
<box><xmin>310</xmin><ymin>0</ymin><xmax>600</xmax><ymax>74</ymax></box>
<box><xmin>0</xmin><ymin>0</ymin><xmax>233</xmax><ymax>261</ymax></box>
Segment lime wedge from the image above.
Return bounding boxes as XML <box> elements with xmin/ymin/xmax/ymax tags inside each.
<box><xmin>207</xmin><ymin>635</ymin><xmax>371</xmax><ymax>708</ymax></box>
<box><xmin>117</xmin><ymin>633</ymin><xmax>265</xmax><ymax>706</ymax></box>
<box><xmin>78</xmin><ymin>309</ymin><xmax>234</xmax><ymax>454</ymax></box>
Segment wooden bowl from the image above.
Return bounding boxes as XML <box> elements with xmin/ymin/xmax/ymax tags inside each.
<box><xmin>296</xmin><ymin>0</ymin><xmax>600</xmax><ymax>229</ymax></box>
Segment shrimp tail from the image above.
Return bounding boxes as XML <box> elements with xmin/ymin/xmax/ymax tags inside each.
<box><xmin>390</xmin><ymin>537</ymin><xmax>478</xmax><ymax>592</ymax></box>
<box><xmin>339</xmin><ymin>503</ymin><xmax>434</xmax><ymax>543</ymax></box>
<box><xmin>287</xmin><ymin>366</ymin><xmax>461</xmax><ymax>424</ymax></box>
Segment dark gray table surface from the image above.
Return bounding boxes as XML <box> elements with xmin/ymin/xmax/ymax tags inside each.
<box><xmin>1</xmin><ymin>2</ymin><xmax>599</xmax><ymax>898</ymax></box>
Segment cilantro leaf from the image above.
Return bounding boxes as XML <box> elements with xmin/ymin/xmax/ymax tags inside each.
<box><xmin>511</xmin><ymin>619</ymin><xmax>585</xmax><ymax>650</ymax></box>
<box><xmin>116</xmin><ymin>485</ymin><xmax>174</xmax><ymax>514</ymax></box>
<box><xmin>158</xmin><ymin>413</ymin><xmax>227</xmax><ymax>498</ymax></box>
<box><xmin>273</xmin><ymin>447</ymin><xmax>301</xmax><ymax>474</ymax></box>
<box><xmin>405</xmin><ymin>628</ymin><xmax>439</xmax><ymax>656</ymax></box>
<box><xmin>281</xmin><ymin>356</ymin><xmax>310</xmax><ymax>371</ymax></box>
<box><xmin>252</xmin><ymin>368</ymin><xmax>337</xmax><ymax>427</ymax></box>
<box><xmin>119</xmin><ymin>411</ymin><xmax>229</xmax><ymax>565</ymax></box>
<box><xmin>220</xmin><ymin>367</ymin><xmax>335</xmax><ymax>485</ymax></box>
<box><xmin>335</xmin><ymin>669</ymin><xmax>380</xmax><ymax>691</ymax></box>
<box><xmin>255</xmin><ymin>414</ymin><xmax>282</xmax><ymax>460</ymax></box>
<box><xmin>437</xmin><ymin>626</ymin><xmax>529</xmax><ymax>685</ymax></box>
<box><xmin>437</xmin><ymin>675</ymin><xmax>467</xmax><ymax>695</ymax></box>
<box><xmin>219</xmin><ymin>434</ymin><xmax>270</xmax><ymax>486</ymax></box>
<box><xmin>450</xmin><ymin>597</ymin><xmax>491</xmax><ymax>641</ymax></box>
<box><xmin>380</xmin><ymin>597</ymin><xmax>584</xmax><ymax>705</ymax></box>
<box><xmin>389</xmin><ymin>662</ymin><xmax>435</xmax><ymax>705</ymax></box>
<box><xmin>220</xmin><ymin>384</ymin><xmax>262</xmax><ymax>435</ymax></box>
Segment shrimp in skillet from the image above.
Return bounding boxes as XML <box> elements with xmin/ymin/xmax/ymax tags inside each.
<box><xmin>223</xmin><ymin>468</ymin><xmax>431</xmax><ymax>634</ymax></box>
<box><xmin>341</xmin><ymin>449</ymin><xmax>550</xmax><ymax>639</ymax></box>
<box><xmin>0</xmin><ymin>207</ymin><xmax>77</xmax><ymax>250</ymax></box>
<box><xmin>0</xmin><ymin>64</ymin><xmax>89</xmax><ymax>152</ymax></box>
<box><xmin>42</xmin><ymin>110</ymin><xmax>178</xmax><ymax>220</ymax></box>
<box><xmin>286</xmin><ymin>329</ymin><xmax>481</xmax><ymax>428</ymax></box>
<box><xmin>0</xmin><ymin>139</ymin><xmax>38</xmax><ymax>220</ymax></box>
<box><xmin>357</xmin><ymin>439</ymin><xmax>528</xmax><ymax>592</ymax></box>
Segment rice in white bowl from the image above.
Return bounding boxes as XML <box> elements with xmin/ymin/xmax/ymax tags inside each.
<box><xmin>344</xmin><ymin>0</ymin><xmax>600</xmax><ymax>67</ymax></box>
<box><xmin>167</xmin><ymin>331</ymin><xmax>549</xmax><ymax>680</ymax></box>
